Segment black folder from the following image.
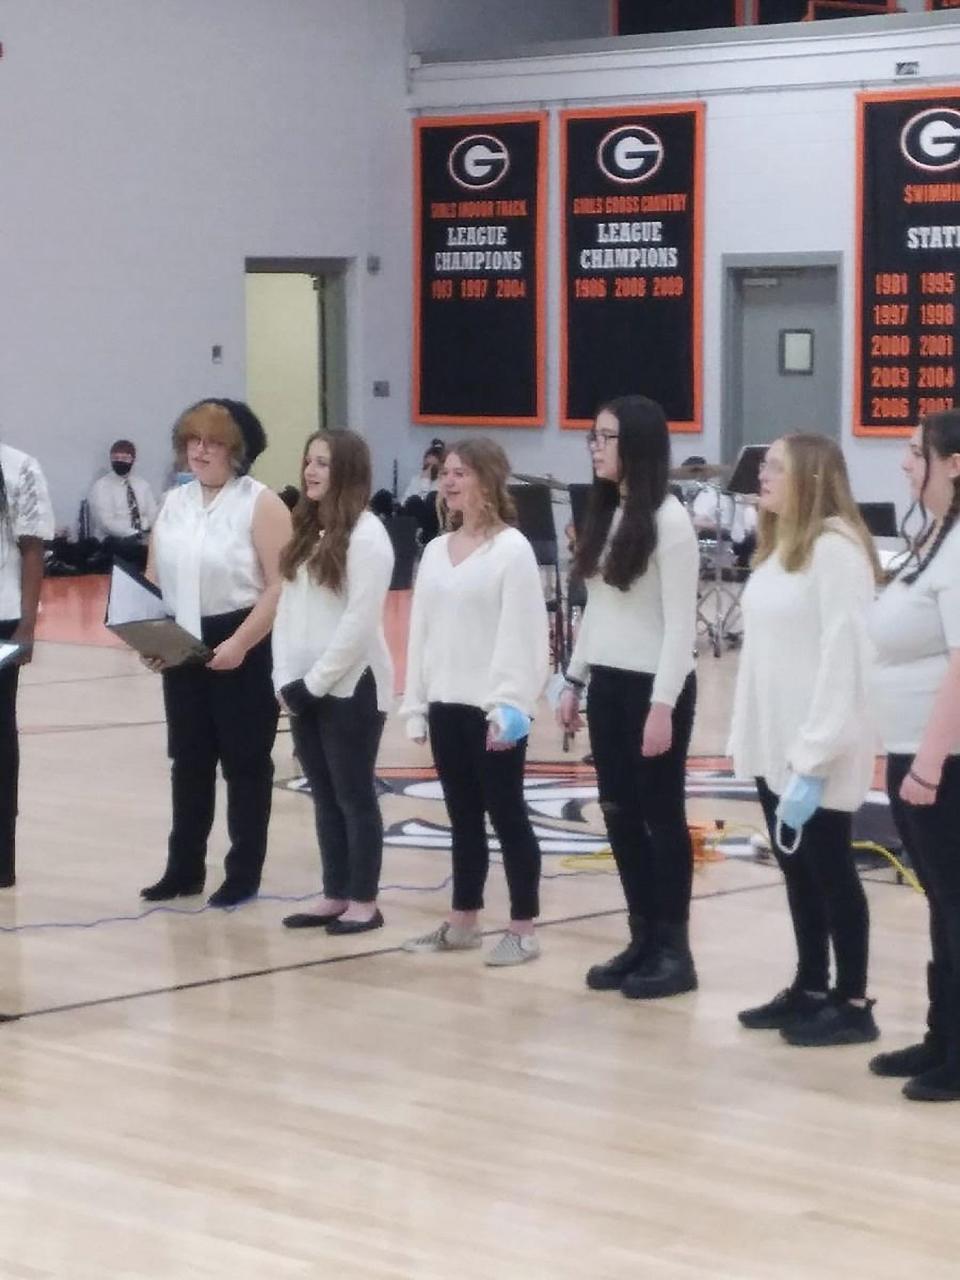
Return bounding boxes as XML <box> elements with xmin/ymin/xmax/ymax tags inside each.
<box><xmin>105</xmin><ymin>560</ymin><xmax>212</xmax><ymax>667</ymax></box>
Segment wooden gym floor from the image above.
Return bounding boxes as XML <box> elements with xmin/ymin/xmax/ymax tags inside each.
<box><xmin>1</xmin><ymin>578</ymin><xmax>956</xmax><ymax>1279</ymax></box>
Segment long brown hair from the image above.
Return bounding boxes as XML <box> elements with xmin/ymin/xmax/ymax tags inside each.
<box><xmin>573</xmin><ymin>395</ymin><xmax>670</xmax><ymax>590</ymax></box>
<box><xmin>438</xmin><ymin>438</ymin><xmax>516</xmax><ymax>532</ymax></box>
<box><xmin>280</xmin><ymin>430</ymin><xmax>371</xmax><ymax>591</ymax></box>
<box><xmin>895</xmin><ymin>409</ymin><xmax>960</xmax><ymax>584</ymax></box>
<box><xmin>754</xmin><ymin>432</ymin><xmax>881</xmax><ymax>580</ymax></box>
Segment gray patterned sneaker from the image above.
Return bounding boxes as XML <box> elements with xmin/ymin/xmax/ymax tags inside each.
<box><xmin>484</xmin><ymin>931</ymin><xmax>541</xmax><ymax>967</ymax></box>
<box><xmin>402</xmin><ymin>921</ymin><xmax>483</xmax><ymax>953</ymax></box>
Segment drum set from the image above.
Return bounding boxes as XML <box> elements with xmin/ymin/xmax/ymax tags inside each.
<box><xmin>668</xmin><ymin>461</ymin><xmax>755</xmax><ymax>658</ymax></box>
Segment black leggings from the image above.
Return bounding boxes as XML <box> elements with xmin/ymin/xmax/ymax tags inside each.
<box><xmin>586</xmin><ymin>666</ymin><xmax>696</xmax><ymax>925</ymax></box>
<box><xmin>0</xmin><ymin>619</ymin><xmax>20</xmax><ymax>884</ymax></box>
<box><xmin>755</xmin><ymin>777</ymin><xmax>870</xmax><ymax>1001</ymax></box>
<box><xmin>290</xmin><ymin>669</ymin><xmax>386</xmax><ymax>902</ymax></box>
<box><xmin>887</xmin><ymin>754</ymin><xmax>960</xmax><ymax>1045</ymax></box>
<box><xmin>428</xmin><ymin>702</ymin><xmax>541</xmax><ymax>920</ymax></box>
<box><xmin>161</xmin><ymin>609</ymin><xmax>278</xmax><ymax>891</ymax></box>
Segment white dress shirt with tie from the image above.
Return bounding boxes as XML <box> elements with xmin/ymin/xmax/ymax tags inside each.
<box><xmin>88</xmin><ymin>471</ymin><xmax>159</xmax><ymax>539</ymax></box>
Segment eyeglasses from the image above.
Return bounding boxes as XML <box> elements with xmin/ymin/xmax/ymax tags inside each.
<box><xmin>758</xmin><ymin>457</ymin><xmax>784</xmax><ymax>476</ymax></box>
<box><xmin>586</xmin><ymin>429</ymin><xmax>619</xmax><ymax>448</ymax></box>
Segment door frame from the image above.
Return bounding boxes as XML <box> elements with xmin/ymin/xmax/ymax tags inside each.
<box><xmin>721</xmin><ymin>251</ymin><xmax>843</xmax><ymax>464</ymax></box>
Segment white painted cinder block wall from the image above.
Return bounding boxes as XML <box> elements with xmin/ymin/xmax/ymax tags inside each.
<box><xmin>402</xmin><ymin>12</ymin><xmax>960</xmax><ymax>507</ymax></box>
<box><xmin>0</xmin><ymin>0</ymin><xmax>410</xmax><ymax>523</ymax></box>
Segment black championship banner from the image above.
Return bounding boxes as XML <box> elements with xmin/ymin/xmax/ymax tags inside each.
<box><xmin>927</xmin><ymin>1</ymin><xmax>960</xmax><ymax>12</ymax></box>
<box><xmin>856</xmin><ymin>90</ymin><xmax>960</xmax><ymax>436</ymax></box>
<box><xmin>561</xmin><ymin>104</ymin><xmax>704</xmax><ymax>431</ymax></box>
<box><xmin>413</xmin><ymin>114</ymin><xmax>546</xmax><ymax>426</ymax></box>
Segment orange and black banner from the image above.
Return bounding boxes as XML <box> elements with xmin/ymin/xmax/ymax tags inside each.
<box><xmin>613</xmin><ymin>0</ymin><xmax>743</xmax><ymax>35</ymax></box>
<box><xmin>560</xmin><ymin>104</ymin><xmax>703</xmax><ymax>432</ymax></box>
<box><xmin>412</xmin><ymin>114</ymin><xmax>546</xmax><ymax>427</ymax></box>
<box><xmin>927</xmin><ymin>0</ymin><xmax>960</xmax><ymax>10</ymax></box>
<box><xmin>855</xmin><ymin>90</ymin><xmax>960</xmax><ymax>437</ymax></box>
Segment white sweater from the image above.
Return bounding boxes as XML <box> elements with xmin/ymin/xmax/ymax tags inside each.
<box><xmin>868</xmin><ymin>523</ymin><xmax>960</xmax><ymax>755</ymax></box>
<box><xmin>400</xmin><ymin>526</ymin><xmax>549</xmax><ymax>737</ymax></box>
<box><xmin>728</xmin><ymin>522</ymin><xmax>877</xmax><ymax>811</ymax></box>
<box><xmin>272</xmin><ymin>512</ymin><xmax>395</xmax><ymax>712</ymax></box>
<box><xmin>566</xmin><ymin>494</ymin><xmax>699</xmax><ymax>707</ymax></box>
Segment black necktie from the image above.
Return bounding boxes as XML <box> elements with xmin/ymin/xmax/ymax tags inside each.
<box><xmin>125</xmin><ymin>479</ymin><xmax>143</xmax><ymax>537</ymax></box>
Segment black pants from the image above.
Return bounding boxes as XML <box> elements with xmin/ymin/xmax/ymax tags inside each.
<box><xmin>887</xmin><ymin>755</ymin><xmax>960</xmax><ymax>1051</ymax></box>
<box><xmin>587</xmin><ymin>666</ymin><xmax>696</xmax><ymax>925</ymax></box>
<box><xmin>0</xmin><ymin>619</ymin><xmax>20</xmax><ymax>885</ymax></box>
<box><xmin>428</xmin><ymin>702</ymin><xmax>541</xmax><ymax>920</ymax></box>
<box><xmin>291</xmin><ymin>669</ymin><xmax>386</xmax><ymax>902</ymax></box>
<box><xmin>161</xmin><ymin>609</ymin><xmax>278</xmax><ymax>891</ymax></box>
<box><xmin>755</xmin><ymin>777</ymin><xmax>870</xmax><ymax>1001</ymax></box>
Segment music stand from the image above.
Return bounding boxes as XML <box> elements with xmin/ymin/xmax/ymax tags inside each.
<box><xmin>857</xmin><ymin>502</ymin><xmax>898</xmax><ymax>538</ymax></box>
<box><xmin>508</xmin><ymin>483</ymin><xmax>566</xmax><ymax>670</ymax></box>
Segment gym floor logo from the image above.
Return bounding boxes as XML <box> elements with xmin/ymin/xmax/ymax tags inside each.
<box><xmin>284</xmin><ymin>758</ymin><xmax>890</xmax><ymax>859</ymax></box>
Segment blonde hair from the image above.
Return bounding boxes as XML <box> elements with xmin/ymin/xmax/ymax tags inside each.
<box><xmin>754</xmin><ymin>432</ymin><xmax>881</xmax><ymax>581</ymax></box>
<box><xmin>172</xmin><ymin>402</ymin><xmax>245</xmax><ymax>472</ymax></box>
<box><xmin>438</xmin><ymin>438</ymin><xmax>516</xmax><ymax>532</ymax></box>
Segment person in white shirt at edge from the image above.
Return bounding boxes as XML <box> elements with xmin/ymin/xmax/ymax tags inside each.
<box><xmin>0</xmin><ymin>439</ymin><xmax>55</xmax><ymax>894</ymax></box>
<box><xmin>141</xmin><ymin>400</ymin><xmax>292</xmax><ymax>908</ymax></box>
<box><xmin>728</xmin><ymin>433</ymin><xmax>882</xmax><ymax>1047</ymax></box>
<box><xmin>558</xmin><ymin>396</ymin><xmax>700</xmax><ymax>1000</ymax></box>
<box><xmin>868</xmin><ymin>409</ymin><xmax>960</xmax><ymax>1101</ymax></box>
<box><xmin>272</xmin><ymin>430</ymin><xmax>394</xmax><ymax>937</ymax></box>
<box><xmin>87</xmin><ymin>438</ymin><xmax>159</xmax><ymax>569</ymax></box>
<box><xmin>401</xmin><ymin>439</ymin><xmax>444</xmax><ymax>505</ymax></box>
<box><xmin>400</xmin><ymin>438</ymin><xmax>549</xmax><ymax>967</ymax></box>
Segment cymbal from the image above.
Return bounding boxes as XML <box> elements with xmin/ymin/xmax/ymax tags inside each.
<box><xmin>668</xmin><ymin>462</ymin><xmax>730</xmax><ymax>481</ymax></box>
<box><xmin>511</xmin><ymin>472</ymin><xmax>570</xmax><ymax>492</ymax></box>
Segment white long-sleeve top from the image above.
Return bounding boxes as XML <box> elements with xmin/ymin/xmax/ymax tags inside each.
<box><xmin>272</xmin><ymin>511</ymin><xmax>395</xmax><ymax>712</ymax></box>
<box><xmin>566</xmin><ymin>494</ymin><xmax>699</xmax><ymax>707</ymax></box>
<box><xmin>728</xmin><ymin>520</ymin><xmax>877</xmax><ymax>810</ymax></box>
<box><xmin>868</xmin><ymin>523</ymin><xmax>960</xmax><ymax>755</ymax></box>
<box><xmin>399</xmin><ymin>525</ymin><xmax>549</xmax><ymax>738</ymax></box>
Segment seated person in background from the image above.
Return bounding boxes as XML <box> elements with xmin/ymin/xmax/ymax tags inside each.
<box><xmin>88</xmin><ymin>439</ymin><xmax>158</xmax><ymax>570</ymax></box>
<box><xmin>402</xmin><ymin>439</ymin><xmax>445</xmax><ymax>544</ymax></box>
<box><xmin>690</xmin><ymin>486</ymin><xmax>758</xmax><ymax>566</ymax></box>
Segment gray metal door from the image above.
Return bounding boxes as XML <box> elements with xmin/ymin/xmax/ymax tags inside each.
<box><xmin>725</xmin><ymin>264</ymin><xmax>840</xmax><ymax>461</ymax></box>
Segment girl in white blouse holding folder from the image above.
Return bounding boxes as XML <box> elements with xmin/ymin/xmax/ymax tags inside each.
<box><xmin>400</xmin><ymin>438</ymin><xmax>549</xmax><ymax>967</ymax></box>
<box><xmin>729</xmin><ymin>433</ymin><xmax>881</xmax><ymax>1047</ymax></box>
<box><xmin>273</xmin><ymin>430</ymin><xmax>394</xmax><ymax>936</ymax></box>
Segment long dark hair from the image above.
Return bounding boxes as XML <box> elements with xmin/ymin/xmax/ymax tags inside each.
<box><xmin>896</xmin><ymin>409</ymin><xmax>960</xmax><ymax>584</ymax></box>
<box><xmin>573</xmin><ymin>395</ymin><xmax>669</xmax><ymax>590</ymax></box>
<box><xmin>280</xmin><ymin>430</ymin><xmax>371</xmax><ymax>592</ymax></box>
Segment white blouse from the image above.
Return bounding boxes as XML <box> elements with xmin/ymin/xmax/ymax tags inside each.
<box><xmin>272</xmin><ymin>512</ymin><xmax>395</xmax><ymax>712</ymax></box>
<box><xmin>400</xmin><ymin>526</ymin><xmax>549</xmax><ymax>738</ymax></box>
<box><xmin>728</xmin><ymin>522</ymin><xmax>877</xmax><ymax>811</ymax></box>
<box><xmin>0</xmin><ymin>444</ymin><xmax>55</xmax><ymax>620</ymax></box>
<box><xmin>153</xmin><ymin>476</ymin><xmax>266</xmax><ymax>638</ymax></box>
<box><xmin>869</xmin><ymin>524</ymin><xmax>960</xmax><ymax>755</ymax></box>
<box><xmin>566</xmin><ymin>494</ymin><xmax>699</xmax><ymax>707</ymax></box>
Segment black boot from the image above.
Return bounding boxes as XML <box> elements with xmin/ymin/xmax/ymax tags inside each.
<box><xmin>140</xmin><ymin>871</ymin><xmax>206</xmax><ymax>902</ymax></box>
<box><xmin>871</xmin><ymin>963</ymin><xmax>945</xmax><ymax>1077</ymax></box>
<box><xmin>903</xmin><ymin>977</ymin><xmax>960</xmax><ymax>1101</ymax></box>
<box><xmin>621</xmin><ymin>921</ymin><xmax>697</xmax><ymax>1000</ymax></box>
<box><xmin>585</xmin><ymin>915</ymin><xmax>648</xmax><ymax>991</ymax></box>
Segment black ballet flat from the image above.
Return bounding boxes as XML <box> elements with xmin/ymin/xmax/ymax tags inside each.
<box><xmin>325</xmin><ymin>910</ymin><xmax>384</xmax><ymax>936</ymax></box>
<box><xmin>140</xmin><ymin>875</ymin><xmax>206</xmax><ymax>902</ymax></box>
<box><xmin>282</xmin><ymin>910</ymin><xmax>345</xmax><ymax>929</ymax></box>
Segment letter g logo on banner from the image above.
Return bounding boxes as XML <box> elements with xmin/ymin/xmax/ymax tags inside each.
<box><xmin>597</xmin><ymin>125</ymin><xmax>665</xmax><ymax>185</ymax></box>
<box><xmin>900</xmin><ymin>107</ymin><xmax>960</xmax><ymax>173</ymax></box>
<box><xmin>447</xmin><ymin>134</ymin><xmax>510</xmax><ymax>190</ymax></box>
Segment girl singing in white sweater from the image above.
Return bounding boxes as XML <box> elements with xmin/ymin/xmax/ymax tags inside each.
<box><xmin>400</xmin><ymin>439</ymin><xmax>549</xmax><ymax>966</ymax></box>
<box><xmin>729</xmin><ymin>433</ymin><xmax>881</xmax><ymax>1047</ymax></box>
<box><xmin>273</xmin><ymin>430</ymin><xmax>394</xmax><ymax>935</ymax></box>
<box><xmin>558</xmin><ymin>395</ymin><xmax>700</xmax><ymax>1000</ymax></box>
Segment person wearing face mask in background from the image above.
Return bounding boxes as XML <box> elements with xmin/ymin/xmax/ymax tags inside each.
<box><xmin>87</xmin><ymin>440</ymin><xmax>159</xmax><ymax>572</ymax></box>
<box><xmin>273</xmin><ymin>430</ymin><xmax>394</xmax><ymax>935</ymax></box>
<box><xmin>729</xmin><ymin>433</ymin><xmax>881</xmax><ymax>1047</ymax></box>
